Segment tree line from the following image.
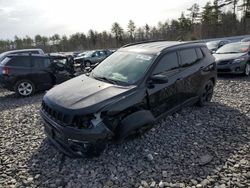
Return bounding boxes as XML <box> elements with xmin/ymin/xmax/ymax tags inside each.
<box><xmin>0</xmin><ymin>0</ymin><xmax>249</xmax><ymax>53</ymax></box>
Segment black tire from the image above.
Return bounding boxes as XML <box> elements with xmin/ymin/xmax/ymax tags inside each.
<box><xmin>85</xmin><ymin>61</ymin><xmax>91</xmax><ymax>67</ymax></box>
<box><xmin>117</xmin><ymin>123</ymin><xmax>153</xmax><ymax>141</ymax></box>
<box><xmin>85</xmin><ymin>142</ymin><xmax>106</xmax><ymax>158</ymax></box>
<box><xmin>79</xmin><ymin>63</ymin><xmax>85</xmax><ymax>71</ymax></box>
<box><xmin>244</xmin><ymin>63</ymin><xmax>250</xmax><ymax>76</ymax></box>
<box><xmin>197</xmin><ymin>80</ymin><xmax>214</xmax><ymax>107</ymax></box>
<box><xmin>14</xmin><ymin>80</ymin><xmax>35</xmax><ymax>97</ymax></box>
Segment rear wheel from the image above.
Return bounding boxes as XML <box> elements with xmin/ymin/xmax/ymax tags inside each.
<box><xmin>14</xmin><ymin>80</ymin><xmax>35</xmax><ymax>97</ymax></box>
<box><xmin>197</xmin><ymin>80</ymin><xmax>214</xmax><ymax>106</ymax></box>
<box><xmin>244</xmin><ymin>63</ymin><xmax>250</xmax><ymax>76</ymax></box>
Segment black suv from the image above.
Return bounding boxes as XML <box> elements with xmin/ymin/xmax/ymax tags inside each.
<box><xmin>41</xmin><ymin>41</ymin><xmax>217</xmax><ymax>157</ymax></box>
<box><xmin>0</xmin><ymin>54</ymin><xmax>74</xmax><ymax>97</ymax></box>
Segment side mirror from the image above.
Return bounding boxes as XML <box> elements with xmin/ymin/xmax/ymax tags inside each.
<box><xmin>150</xmin><ymin>74</ymin><xmax>168</xmax><ymax>84</ymax></box>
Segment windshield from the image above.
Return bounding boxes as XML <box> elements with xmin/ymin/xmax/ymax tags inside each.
<box><xmin>83</xmin><ymin>51</ymin><xmax>94</xmax><ymax>58</ymax></box>
<box><xmin>92</xmin><ymin>51</ymin><xmax>155</xmax><ymax>85</ymax></box>
<box><xmin>77</xmin><ymin>52</ymin><xmax>86</xmax><ymax>57</ymax></box>
<box><xmin>215</xmin><ymin>42</ymin><xmax>249</xmax><ymax>54</ymax></box>
<box><xmin>206</xmin><ymin>41</ymin><xmax>219</xmax><ymax>49</ymax></box>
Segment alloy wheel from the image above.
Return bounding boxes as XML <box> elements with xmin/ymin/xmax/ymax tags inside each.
<box><xmin>18</xmin><ymin>82</ymin><xmax>33</xmax><ymax>96</ymax></box>
<box><xmin>201</xmin><ymin>82</ymin><xmax>214</xmax><ymax>104</ymax></box>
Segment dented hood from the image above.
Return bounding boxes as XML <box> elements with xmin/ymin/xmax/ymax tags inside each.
<box><xmin>44</xmin><ymin>75</ymin><xmax>136</xmax><ymax>113</ymax></box>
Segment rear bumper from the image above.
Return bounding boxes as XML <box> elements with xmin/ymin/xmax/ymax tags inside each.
<box><xmin>217</xmin><ymin>63</ymin><xmax>246</xmax><ymax>74</ymax></box>
<box><xmin>40</xmin><ymin>109</ymin><xmax>113</xmax><ymax>157</ymax></box>
<box><xmin>0</xmin><ymin>75</ymin><xmax>14</xmax><ymax>90</ymax></box>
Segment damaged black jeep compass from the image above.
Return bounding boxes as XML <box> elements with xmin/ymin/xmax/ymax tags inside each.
<box><xmin>40</xmin><ymin>41</ymin><xmax>217</xmax><ymax>157</ymax></box>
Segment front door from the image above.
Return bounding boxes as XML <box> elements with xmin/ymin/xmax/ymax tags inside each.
<box><xmin>147</xmin><ymin>51</ymin><xmax>182</xmax><ymax>117</ymax></box>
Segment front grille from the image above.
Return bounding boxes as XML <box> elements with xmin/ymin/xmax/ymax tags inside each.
<box><xmin>72</xmin><ymin>115</ymin><xmax>94</xmax><ymax>129</ymax></box>
<box><xmin>217</xmin><ymin>68</ymin><xmax>231</xmax><ymax>72</ymax></box>
<box><xmin>42</xmin><ymin>101</ymin><xmax>71</xmax><ymax>125</ymax></box>
<box><xmin>42</xmin><ymin>101</ymin><xmax>94</xmax><ymax>129</ymax></box>
<box><xmin>218</xmin><ymin>60</ymin><xmax>231</xmax><ymax>65</ymax></box>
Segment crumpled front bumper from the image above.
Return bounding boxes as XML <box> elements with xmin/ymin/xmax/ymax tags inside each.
<box><xmin>40</xmin><ymin>110</ymin><xmax>113</xmax><ymax>157</ymax></box>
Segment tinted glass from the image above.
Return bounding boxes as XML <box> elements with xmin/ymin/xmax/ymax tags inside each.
<box><xmin>7</xmin><ymin>56</ymin><xmax>31</xmax><ymax>67</ymax></box>
<box><xmin>0</xmin><ymin>57</ymin><xmax>11</xmax><ymax>65</ymax></box>
<box><xmin>196</xmin><ymin>48</ymin><xmax>204</xmax><ymax>59</ymax></box>
<box><xmin>179</xmin><ymin>48</ymin><xmax>198</xmax><ymax>67</ymax></box>
<box><xmin>33</xmin><ymin>57</ymin><xmax>50</xmax><ymax>68</ymax></box>
<box><xmin>153</xmin><ymin>52</ymin><xmax>179</xmax><ymax>75</ymax></box>
<box><xmin>93</xmin><ymin>52</ymin><xmax>155</xmax><ymax>85</ymax></box>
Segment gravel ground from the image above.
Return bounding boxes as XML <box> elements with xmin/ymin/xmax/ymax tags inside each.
<box><xmin>0</xmin><ymin>76</ymin><xmax>249</xmax><ymax>188</ymax></box>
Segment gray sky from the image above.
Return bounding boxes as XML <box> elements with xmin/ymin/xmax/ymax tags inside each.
<box><xmin>0</xmin><ymin>0</ymin><xmax>207</xmax><ymax>39</ymax></box>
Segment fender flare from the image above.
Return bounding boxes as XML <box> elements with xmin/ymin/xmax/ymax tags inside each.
<box><xmin>116</xmin><ymin>110</ymin><xmax>155</xmax><ymax>139</ymax></box>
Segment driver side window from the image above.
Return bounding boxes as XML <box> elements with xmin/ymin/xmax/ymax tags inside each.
<box><xmin>153</xmin><ymin>52</ymin><xmax>179</xmax><ymax>75</ymax></box>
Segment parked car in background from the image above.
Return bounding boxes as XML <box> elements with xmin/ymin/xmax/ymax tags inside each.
<box><xmin>241</xmin><ymin>37</ymin><xmax>250</xmax><ymax>42</ymax></box>
<box><xmin>74</xmin><ymin>49</ymin><xmax>112</xmax><ymax>71</ymax></box>
<box><xmin>0</xmin><ymin>54</ymin><xmax>74</xmax><ymax>97</ymax></box>
<box><xmin>0</xmin><ymin>49</ymin><xmax>44</xmax><ymax>62</ymax></box>
<box><xmin>213</xmin><ymin>42</ymin><xmax>250</xmax><ymax>75</ymax></box>
<box><xmin>206</xmin><ymin>40</ymin><xmax>230</xmax><ymax>53</ymax></box>
<box><xmin>76</xmin><ymin>51</ymin><xmax>87</xmax><ymax>57</ymax></box>
<box><xmin>40</xmin><ymin>41</ymin><xmax>217</xmax><ymax>157</ymax></box>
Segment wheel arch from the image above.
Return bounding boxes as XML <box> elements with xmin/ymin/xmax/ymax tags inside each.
<box><xmin>115</xmin><ymin>110</ymin><xmax>155</xmax><ymax>139</ymax></box>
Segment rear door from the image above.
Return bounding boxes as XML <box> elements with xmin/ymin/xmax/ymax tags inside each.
<box><xmin>177</xmin><ymin>47</ymin><xmax>204</xmax><ymax>103</ymax></box>
<box><xmin>31</xmin><ymin>56</ymin><xmax>53</xmax><ymax>90</ymax></box>
<box><xmin>5</xmin><ymin>56</ymin><xmax>32</xmax><ymax>84</ymax></box>
<box><xmin>147</xmin><ymin>51</ymin><xmax>182</xmax><ymax>117</ymax></box>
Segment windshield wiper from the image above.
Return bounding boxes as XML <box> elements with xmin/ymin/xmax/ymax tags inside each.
<box><xmin>216</xmin><ymin>52</ymin><xmax>239</xmax><ymax>54</ymax></box>
<box><xmin>92</xmin><ymin>74</ymin><xmax>117</xmax><ymax>85</ymax></box>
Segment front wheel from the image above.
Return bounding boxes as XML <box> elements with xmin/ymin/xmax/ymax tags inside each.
<box><xmin>85</xmin><ymin>61</ymin><xmax>91</xmax><ymax>67</ymax></box>
<box><xmin>197</xmin><ymin>80</ymin><xmax>214</xmax><ymax>106</ymax></box>
<box><xmin>117</xmin><ymin>123</ymin><xmax>153</xmax><ymax>141</ymax></box>
<box><xmin>244</xmin><ymin>63</ymin><xmax>250</xmax><ymax>76</ymax></box>
<box><xmin>14</xmin><ymin>80</ymin><xmax>35</xmax><ymax>97</ymax></box>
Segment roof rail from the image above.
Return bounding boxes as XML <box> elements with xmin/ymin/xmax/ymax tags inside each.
<box><xmin>122</xmin><ymin>39</ymin><xmax>167</xmax><ymax>48</ymax></box>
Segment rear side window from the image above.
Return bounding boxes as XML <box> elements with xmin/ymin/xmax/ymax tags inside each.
<box><xmin>0</xmin><ymin>57</ymin><xmax>11</xmax><ymax>65</ymax></box>
<box><xmin>179</xmin><ymin>48</ymin><xmax>198</xmax><ymax>67</ymax></box>
<box><xmin>196</xmin><ymin>48</ymin><xmax>204</xmax><ymax>59</ymax></box>
<box><xmin>33</xmin><ymin>57</ymin><xmax>51</xmax><ymax>68</ymax></box>
<box><xmin>153</xmin><ymin>52</ymin><xmax>179</xmax><ymax>75</ymax></box>
<box><xmin>201</xmin><ymin>47</ymin><xmax>212</xmax><ymax>56</ymax></box>
<box><xmin>6</xmin><ymin>56</ymin><xmax>31</xmax><ymax>67</ymax></box>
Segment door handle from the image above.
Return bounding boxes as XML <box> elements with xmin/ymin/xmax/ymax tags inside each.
<box><xmin>177</xmin><ymin>77</ymin><xmax>183</xmax><ymax>81</ymax></box>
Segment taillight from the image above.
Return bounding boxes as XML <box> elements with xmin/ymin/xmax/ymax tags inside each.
<box><xmin>2</xmin><ymin>66</ymin><xmax>10</xmax><ymax>75</ymax></box>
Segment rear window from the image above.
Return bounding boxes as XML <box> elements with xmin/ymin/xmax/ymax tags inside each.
<box><xmin>6</xmin><ymin>56</ymin><xmax>31</xmax><ymax>67</ymax></box>
<box><xmin>179</xmin><ymin>48</ymin><xmax>198</xmax><ymax>67</ymax></box>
